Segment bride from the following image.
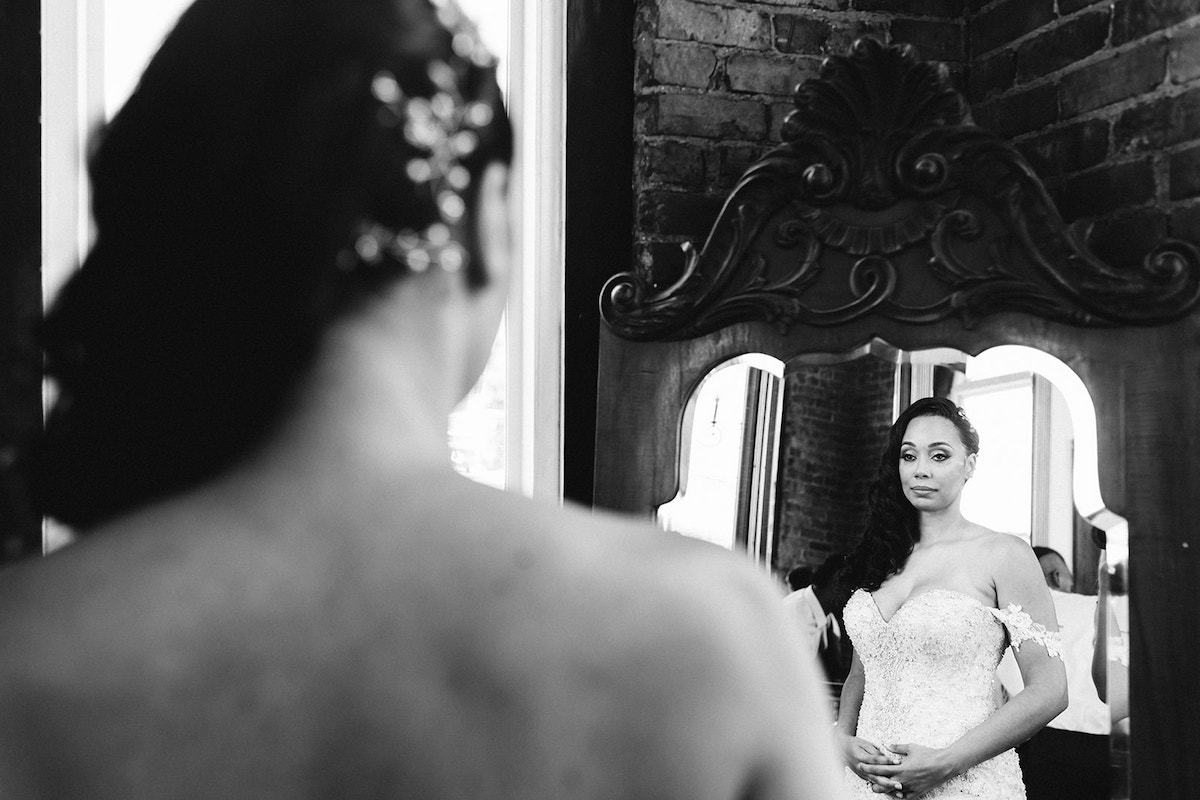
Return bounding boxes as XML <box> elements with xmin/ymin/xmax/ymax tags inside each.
<box><xmin>835</xmin><ymin>397</ymin><xmax>1067</xmax><ymax>799</ymax></box>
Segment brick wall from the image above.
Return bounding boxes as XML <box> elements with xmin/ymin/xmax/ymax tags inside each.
<box><xmin>633</xmin><ymin>0</ymin><xmax>1200</xmax><ymax>274</ymax></box>
<box><xmin>968</xmin><ymin>0</ymin><xmax>1200</xmax><ymax>266</ymax></box>
<box><xmin>774</xmin><ymin>357</ymin><xmax>895</xmax><ymax>573</ymax></box>
<box><xmin>633</xmin><ymin>0</ymin><xmax>967</xmax><ymax>284</ymax></box>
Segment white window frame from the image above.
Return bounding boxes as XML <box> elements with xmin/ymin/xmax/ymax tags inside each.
<box><xmin>504</xmin><ymin>0</ymin><xmax>566</xmax><ymax>502</ymax></box>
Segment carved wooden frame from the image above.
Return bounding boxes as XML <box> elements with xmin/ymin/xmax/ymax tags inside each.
<box><xmin>601</xmin><ymin>38</ymin><xmax>1200</xmax><ymax>342</ymax></box>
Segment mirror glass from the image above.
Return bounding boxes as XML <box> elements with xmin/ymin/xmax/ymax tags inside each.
<box><xmin>660</xmin><ymin>341</ymin><xmax>1129</xmax><ymax>799</ymax></box>
<box><xmin>657</xmin><ymin>354</ymin><xmax>784</xmax><ymax>562</ymax></box>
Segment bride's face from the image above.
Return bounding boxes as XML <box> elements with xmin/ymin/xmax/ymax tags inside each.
<box><xmin>898</xmin><ymin>415</ymin><xmax>977</xmax><ymax>513</ymax></box>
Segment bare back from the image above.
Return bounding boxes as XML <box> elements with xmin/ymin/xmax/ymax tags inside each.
<box><xmin>0</xmin><ymin>471</ymin><xmax>844</xmax><ymax>799</ymax></box>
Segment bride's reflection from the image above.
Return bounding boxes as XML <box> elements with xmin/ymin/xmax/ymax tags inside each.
<box><xmin>658</xmin><ymin>342</ymin><xmax>1129</xmax><ymax>800</ymax></box>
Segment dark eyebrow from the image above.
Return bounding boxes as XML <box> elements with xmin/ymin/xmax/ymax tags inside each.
<box><xmin>900</xmin><ymin>440</ymin><xmax>956</xmax><ymax>449</ymax></box>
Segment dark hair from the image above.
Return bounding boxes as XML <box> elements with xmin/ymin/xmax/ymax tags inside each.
<box><xmin>812</xmin><ymin>553</ymin><xmax>846</xmax><ymax>591</ymax></box>
<box><xmin>18</xmin><ymin>0</ymin><xmax>512</xmax><ymax>529</ymax></box>
<box><xmin>786</xmin><ymin>566</ymin><xmax>814</xmax><ymax>592</ymax></box>
<box><xmin>838</xmin><ymin>396</ymin><xmax>979</xmax><ymax>605</ymax></box>
<box><xmin>1032</xmin><ymin>546</ymin><xmax>1063</xmax><ymax>563</ymax></box>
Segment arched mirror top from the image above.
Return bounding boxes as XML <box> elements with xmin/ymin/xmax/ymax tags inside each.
<box><xmin>601</xmin><ymin>38</ymin><xmax>1200</xmax><ymax>344</ymax></box>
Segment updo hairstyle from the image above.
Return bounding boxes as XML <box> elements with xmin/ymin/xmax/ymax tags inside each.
<box><xmin>21</xmin><ymin>0</ymin><xmax>512</xmax><ymax>529</ymax></box>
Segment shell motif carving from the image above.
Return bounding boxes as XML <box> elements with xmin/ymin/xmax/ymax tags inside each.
<box><xmin>601</xmin><ymin>38</ymin><xmax>1200</xmax><ymax>341</ymax></box>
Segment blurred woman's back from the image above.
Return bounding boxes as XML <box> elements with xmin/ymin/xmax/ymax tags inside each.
<box><xmin>0</xmin><ymin>1</ymin><xmax>845</xmax><ymax>797</ymax></box>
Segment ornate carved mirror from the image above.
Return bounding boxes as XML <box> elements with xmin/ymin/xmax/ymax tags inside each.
<box><xmin>594</xmin><ymin>39</ymin><xmax>1200</xmax><ymax>798</ymax></box>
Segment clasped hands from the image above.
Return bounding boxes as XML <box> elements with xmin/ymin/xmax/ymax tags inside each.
<box><xmin>838</xmin><ymin>733</ymin><xmax>954</xmax><ymax>798</ymax></box>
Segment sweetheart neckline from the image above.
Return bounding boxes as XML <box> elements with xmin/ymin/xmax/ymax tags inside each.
<box><xmin>854</xmin><ymin>586</ymin><xmax>992</xmax><ymax>625</ymax></box>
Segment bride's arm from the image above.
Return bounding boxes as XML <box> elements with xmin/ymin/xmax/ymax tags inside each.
<box><xmin>837</xmin><ymin>651</ymin><xmax>901</xmax><ymax>791</ymax></box>
<box><xmin>835</xmin><ymin>652</ymin><xmax>865</xmax><ymax>742</ymax></box>
<box><xmin>943</xmin><ymin>536</ymin><xmax>1067</xmax><ymax>768</ymax></box>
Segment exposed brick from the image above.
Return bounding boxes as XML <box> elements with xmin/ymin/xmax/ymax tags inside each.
<box><xmin>1084</xmin><ymin>208</ymin><xmax>1170</xmax><ymax>266</ymax></box>
<box><xmin>774</xmin><ymin>14</ymin><xmax>832</xmax><ymax>55</ymax></box>
<box><xmin>853</xmin><ymin>0</ymin><xmax>962</xmax><ymax>16</ymax></box>
<box><xmin>639</xmin><ymin>241</ymin><xmax>690</xmax><ymax>288</ymax></box>
<box><xmin>649</xmin><ymin>41</ymin><xmax>718</xmax><ymax>89</ymax></box>
<box><xmin>827</xmin><ymin>21</ymin><xmax>890</xmax><ymax>57</ymax></box>
<box><xmin>727</xmin><ymin>53</ymin><xmax>820</xmax><ymax>96</ymax></box>
<box><xmin>1017</xmin><ymin>119</ymin><xmax>1111</xmax><ymax>177</ymax></box>
<box><xmin>659</xmin><ymin>0</ymin><xmax>773</xmax><ymax>49</ymax></box>
<box><xmin>755</xmin><ymin>0</ymin><xmax>849</xmax><ymax>10</ymax></box>
<box><xmin>634</xmin><ymin>30</ymin><xmax>654</xmax><ymax>89</ymax></box>
<box><xmin>1056</xmin><ymin>159</ymin><xmax>1156</xmax><ymax>221</ymax></box>
<box><xmin>967</xmin><ymin>50</ymin><xmax>1016</xmax><ymax>103</ymax></box>
<box><xmin>633</xmin><ymin>96</ymin><xmax>654</xmax><ymax>136</ymax></box>
<box><xmin>1113</xmin><ymin>96</ymin><xmax>1169</xmax><ymax>153</ymax></box>
<box><xmin>649</xmin><ymin>93</ymin><xmax>769</xmax><ymax>139</ymax></box>
<box><xmin>641</xmin><ymin>140</ymin><xmax>707</xmax><ymax>188</ymax></box>
<box><xmin>972</xmin><ymin>82</ymin><xmax>1058</xmax><ymax>138</ymax></box>
<box><xmin>1170</xmin><ymin>144</ymin><xmax>1200</xmax><ymax>200</ymax></box>
<box><xmin>638</xmin><ymin>189</ymin><xmax>726</xmax><ymax>237</ymax></box>
<box><xmin>1015</xmin><ymin>10</ymin><xmax>1110</xmax><ymax>82</ymax></box>
<box><xmin>1168</xmin><ymin>24</ymin><xmax>1200</xmax><ymax>85</ymax></box>
<box><xmin>776</xmin><ymin>359</ymin><xmax>893</xmax><ymax>568</ymax></box>
<box><xmin>1113</xmin><ymin>86</ymin><xmax>1200</xmax><ymax>154</ymax></box>
<box><xmin>1059</xmin><ymin>0</ymin><xmax>1109</xmax><ymax>12</ymax></box>
<box><xmin>716</xmin><ymin>144</ymin><xmax>765</xmax><ymax>191</ymax></box>
<box><xmin>970</xmin><ymin>0</ymin><xmax>1056</xmax><ymax>57</ymax></box>
<box><xmin>890</xmin><ymin>19</ymin><xmax>965</xmax><ymax>63</ymax></box>
<box><xmin>1060</xmin><ymin>38</ymin><xmax>1169</xmax><ymax>116</ymax></box>
<box><xmin>1113</xmin><ymin>0</ymin><xmax>1199</xmax><ymax>46</ymax></box>
<box><xmin>1169</xmin><ymin>202</ymin><xmax>1200</xmax><ymax>242</ymax></box>
<box><xmin>770</xmin><ymin>99</ymin><xmax>798</xmax><ymax>141</ymax></box>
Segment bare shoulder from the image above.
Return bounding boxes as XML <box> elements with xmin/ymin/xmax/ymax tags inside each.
<box><xmin>973</xmin><ymin>526</ymin><xmax>1036</xmax><ymax>564</ymax></box>
<box><xmin>384</xmin><ymin>483</ymin><xmax>840</xmax><ymax>797</ymax></box>
<box><xmin>458</xmin><ymin>487</ymin><xmax>804</xmax><ymax>694</ymax></box>
<box><xmin>0</xmin><ymin>482</ymin><xmax>843</xmax><ymax>798</ymax></box>
<box><xmin>491</xmin><ymin>493</ymin><xmax>787</xmax><ymax>637</ymax></box>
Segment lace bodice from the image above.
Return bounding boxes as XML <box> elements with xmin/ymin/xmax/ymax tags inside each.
<box><xmin>843</xmin><ymin>588</ymin><xmax>1029</xmax><ymax>799</ymax></box>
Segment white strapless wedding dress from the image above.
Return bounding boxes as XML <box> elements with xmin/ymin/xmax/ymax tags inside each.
<box><xmin>842</xmin><ymin>588</ymin><xmax>1028</xmax><ymax>799</ymax></box>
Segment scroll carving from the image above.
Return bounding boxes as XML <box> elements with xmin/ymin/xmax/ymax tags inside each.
<box><xmin>601</xmin><ymin>38</ymin><xmax>1200</xmax><ymax>341</ymax></box>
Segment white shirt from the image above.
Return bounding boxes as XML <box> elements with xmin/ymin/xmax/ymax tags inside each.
<box><xmin>996</xmin><ymin>588</ymin><xmax>1109</xmax><ymax>735</ymax></box>
<box><xmin>783</xmin><ymin>585</ymin><xmax>840</xmax><ymax>655</ymax></box>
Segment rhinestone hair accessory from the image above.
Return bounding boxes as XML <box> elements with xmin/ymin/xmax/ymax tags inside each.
<box><xmin>339</xmin><ymin>0</ymin><xmax>500</xmax><ymax>276</ymax></box>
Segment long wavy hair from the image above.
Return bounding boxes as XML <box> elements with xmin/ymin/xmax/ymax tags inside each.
<box><xmin>836</xmin><ymin>396</ymin><xmax>980</xmax><ymax>607</ymax></box>
<box><xmin>17</xmin><ymin>0</ymin><xmax>512</xmax><ymax>530</ymax></box>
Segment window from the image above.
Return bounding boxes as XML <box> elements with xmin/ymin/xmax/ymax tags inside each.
<box><xmin>953</xmin><ymin>367</ymin><xmax>1076</xmax><ymax>559</ymax></box>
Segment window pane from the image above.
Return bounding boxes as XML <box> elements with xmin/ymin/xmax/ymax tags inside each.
<box><xmin>105</xmin><ymin>0</ymin><xmax>191</xmax><ymax>115</ymax></box>
<box><xmin>445</xmin><ymin>0</ymin><xmax>510</xmax><ymax>488</ymax></box>
<box><xmin>448</xmin><ymin>323</ymin><xmax>506</xmax><ymax>489</ymax></box>
<box><xmin>657</xmin><ymin>364</ymin><xmax>754</xmax><ymax>550</ymax></box>
<box><xmin>955</xmin><ymin>378</ymin><xmax>1034</xmax><ymax>539</ymax></box>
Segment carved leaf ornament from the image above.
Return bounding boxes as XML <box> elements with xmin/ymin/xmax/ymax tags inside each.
<box><xmin>601</xmin><ymin>38</ymin><xmax>1200</xmax><ymax>341</ymax></box>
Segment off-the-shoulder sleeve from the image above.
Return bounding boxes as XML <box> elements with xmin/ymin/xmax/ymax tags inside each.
<box><xmin>988</xmin><ymin>603</ymin><xmax>1064</xmax><ymax>660</ymax></box>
